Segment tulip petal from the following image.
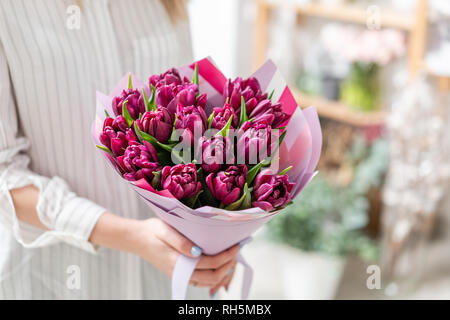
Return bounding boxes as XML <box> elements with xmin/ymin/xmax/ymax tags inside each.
<box><xmin>252</xmin><ymin>201</ymin><xmax>273</xmax><ymax>211</ymax></box>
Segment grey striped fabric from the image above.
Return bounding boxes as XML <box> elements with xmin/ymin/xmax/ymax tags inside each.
<box><xmin>0</xmin><ymin>0</ymin><xmax>207</xmax><ymax>299</ymax></box>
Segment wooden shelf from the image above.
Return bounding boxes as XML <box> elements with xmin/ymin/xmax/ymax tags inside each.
<box><xmin>293</xmin><ymin>89</ymin><xmax>385</xmax><ymax>127</ymax></box>
<box><xmin>264</xmin><ymin>1</ymin><xmax>415</xmax><ymax>31</ymax></box>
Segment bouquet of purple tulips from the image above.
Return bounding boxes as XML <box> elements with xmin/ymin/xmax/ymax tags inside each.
<box><xmin>93</xmin><ymin>58</ymin><xmax>322</xmax><ymax>299</ymax></box>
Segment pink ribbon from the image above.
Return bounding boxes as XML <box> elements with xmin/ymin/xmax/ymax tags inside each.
<box><xmin>171</xmin><ymin>237</ymin><xmax>253</xmax><ymax>300</ymax></box>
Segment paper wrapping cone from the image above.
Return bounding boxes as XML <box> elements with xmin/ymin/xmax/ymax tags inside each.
<box><xmin>92</xmin><ymin>57</ymin><xmax>322</xmax><ymax>299</ymax></box>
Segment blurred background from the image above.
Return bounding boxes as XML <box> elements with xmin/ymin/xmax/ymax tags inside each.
<box><xmin>187</xmin><ymin>0</ymin><xmax>450</xmax><ymax>299</ymax></box>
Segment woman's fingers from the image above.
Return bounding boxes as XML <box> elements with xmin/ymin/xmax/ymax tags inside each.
<box><xmin>196</xmin><ymin>245</ymin><xmax>239</xmax><ymax>269</ymax></box>
<box><xmin>190</xmin><ymin>258</ymin><xmax>236</xmax><ymax>287</ymax></box>
<box><xmin>155</xmin><ymin>220</ymin><xmax>202</xmax><ymax>258</ymax></box>
<box><xmin>209</xmin><ymin>261</ymin><xmax>236</xmax><ymax>297</ymax></box>
<box><xmin>187</xmin><ymin>245</ymin><xmax>239</xmax><ymax>289</ymax></box>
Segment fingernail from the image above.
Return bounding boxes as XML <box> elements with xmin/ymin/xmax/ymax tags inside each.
<box><xmin>239</xmin><ymin>242</ymin><xmax>246</xmax><ymax>249</ymax></box>
<box><xmin>210</xmin><ymin>292</ymin><xmax>216</xmax><ymax>299</ymax></box>
<box><xmin>190</xmin><ymin>245</ymin><xmax>202</xmax><ymax>257</ymax></box>
<box><xmin>225</xmin><ymin>285</ymin><xmax>229</xmax><ymax>292</ymax></box>
<box><xmin>227</xmin><ymin>267</ymin><xmax>234</xmax><ymax>276</ymax></box>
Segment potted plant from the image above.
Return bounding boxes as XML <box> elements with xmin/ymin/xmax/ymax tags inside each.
<box><xmin>320</xmin><ymin>24</ymin><xmax>406</xmax><ymax>111</ymax></box>
<box><xmin>262</xmin><ymin>137</ymin><xmax>387</xmax><ymax>299</ymax></box>
<box><xmin>219</xmin><ymin>137</ymin><xmax>387</xmax><ymax>300</ymax></box>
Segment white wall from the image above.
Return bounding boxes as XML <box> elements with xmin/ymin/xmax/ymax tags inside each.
<box><xmin>187</xmin><ymin>0</ymin><xmax>240</xmax><ymax>77</ymax></box>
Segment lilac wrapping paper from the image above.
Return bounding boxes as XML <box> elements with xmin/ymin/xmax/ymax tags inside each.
<box><xmin>92</xmin><ymin>57</ymin><xmax>322</xmax><ymax>299</ymax></box>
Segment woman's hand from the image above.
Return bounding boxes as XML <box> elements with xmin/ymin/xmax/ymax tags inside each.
<box><xmin>132</xmin><ymin>218</ymin><xmax>239</xmax><ymax>293</ymax></box>
<box><xmin>90</xmin><ymin>213</ymin><xmax>239</xmax><ymax>295</ymax></box>
<box><xmin>11</xmin><ymin>186</ymin><xmax>238</xmax><ymax>295</ymax></box>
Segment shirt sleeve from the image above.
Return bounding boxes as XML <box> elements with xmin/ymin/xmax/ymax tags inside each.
<box><xmin>0</xmin><ymin>40</ymin><xmax>105</xmax><ymax>254</ymax></box>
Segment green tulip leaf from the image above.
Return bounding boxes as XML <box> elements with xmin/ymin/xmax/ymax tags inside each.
<box><xmin>241</xmin><ymin>185</ymin><xmax>253</xmax><ymax>210</ymax></box>
<box><xmin>128</xmin><ymin>73</ymin><xmax>133</xmax><ymax>89</ymax></box>
<box><xmin>156</xmin><ymin>151</ymin><xmax>172</xmax><ymax>167</ymax></box>
<box><xmin>151</xmin><ymin>170</ymin><xmax>162</xmax><ymax>189</ymax></box>
<box><xmin>197</xmin><ymin>169</ymin><xmax>219</xmax><ymax>207</ymax></box>
<box><xmin>268</xmin><ymin>89</ymin><xmax>275</xmax><ymax>100</ymax></box>
<box><xmin>122</xmin><ymin>100</ymin><xmax>133</xmax><ymax>127</ymax></box>
<box><xmin>149</xmin><ymin>84</ymin><xmax>156</xmax><ymax>111</ymax></box>
<box><xmin>246</xmin><ymin>161</ymin><xmax>264</xmax><ymax>186</ymax></box>
<box><xmin>192</xmin><ymin>63</ymin><xmax>199</xmax><ymax>86</ymax></box>
<box><xmin>215</xmin><ymin>115</ymin><xmax>233</xmax><ymax>138</ymax></box>
<box><xmin>142</xmin><ymin>88</ymin><xmax>151</xmax><ymax>112</ymax></box>
<box><xmin>104</xmin><ymin>109</ymin><xmax>110</xmax><ymax>118</ymax></box>
<box><xmin>267</xmin><ymin>129</ymin><xmax>286</xmax><ymax>164</ymax></box>
<box><xmin>183</xmin><ymin>190</ymin><xmax>203</xmax><ymax>208</ymax></box>
<box><xmin>239</xmin><ymin>96</ymin><xmax>248</xmax><ymax>127</ymax></box>
<box><xmin>279</xmin><ymin>165</ymin><xmax>293</xmax><ymax>175</ymax></box>
<box><xmin>207</xmin><ymin>111</ymin><xmax>215</xmax><ymax>129</ymax></box>
<box><xmin>169</xmin><ymin>114</ymin><xmax>179</xmax><ymax>143</ymax></box>
<box><xmin>95</xmin><ymin>144</ymin><xmax>113</xmax><ymax>156</ymax></box>
<box><xmin>279</xmin><ymin>130</ymin><xmax>287</xmax><ymax>145</ymax></box>
<box><xmin>133</xmin><ymin>122</ymin><xmax>175</xmax><ymax>152</ymax></box>
<box><xmin>224</xmin><ymin>183</ymin><xmax>250</xmax><ymax>211</ymax></box>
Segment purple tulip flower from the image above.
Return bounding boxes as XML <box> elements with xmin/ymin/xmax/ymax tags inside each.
<box><xmin>211</xmin><ymin>103</ymin><xmax>238</xmax><ymax>130</ymax></box>
<box><xmin>149</xmin><ymin>68</ymin><xmax>189</xmax><ymax>88</ymax></box>
<box><xmin>252</xmin><ymin>169</ymin><xmax>295</xmax><ymax>211</ymax></box>
<box><xmin>175</xmin><ymin>102</ymin><xmax>207</xmax><ymax>145</ymax></box>
<box><xmin>236</xmin><ymin>120</ymin><xmax>274</xmax><ymax>164</ymax></box>
<box><xmin>150</xmin><ymin>68</ymin><xmax>198</xmax><ymax>118</ymax></box>
<box><xmin>161</xmin><ymin>163</ymin><xmax>202</xmax><ymax>200</ymax></box>
<box><xmin>116</xmin><ymin>142</ymin><xmax>161</xmax><ymax>183</ymax></box>
<box><xmin>112</xmin><ymin>89</ymin><xmax>145</xmax><ymax>120</ymax></box>
<box><xmin>249</xmin><ymin>99</ymin><xmax>288</xmax><ymax>129</ymax></box>
<box><xmin>223</xmin><ymin>77</ymin><xmax>267</xmax><ymax>114</ymax></box>
<box><xmin>100</xmin><ymin>117</ymin><xmax>138</xmax><ymax>157</ymax></box>
<box><xmin>206</xmin><ymin>165</ymin><xmax>247</xmax><ymax>205</ymax></box>
<box><xmin>196</xmin><ymin>136</ymin><xmax>235</xmax><ymax>173</ymax></box>
<box><xmin>135</xmin><ymin>107</ymin><xmax>173</xmax><ymax>143</ymax></box>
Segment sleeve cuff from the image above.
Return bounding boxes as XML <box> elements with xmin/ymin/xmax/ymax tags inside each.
<box><xmin>36</xmin><ymin>177</ymin><xmax>106</xmax><ymax>253</ymax></box>
<box><xmin>0</xmin><ymin>174</ymin><xmax>106</xmax><ymax>254</ymax></box>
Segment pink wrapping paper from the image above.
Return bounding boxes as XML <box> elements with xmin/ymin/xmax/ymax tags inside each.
<box><xmin>93</xmin><ymin>57</ymin><xmax>322</xmax><ymax>299</ymax></box>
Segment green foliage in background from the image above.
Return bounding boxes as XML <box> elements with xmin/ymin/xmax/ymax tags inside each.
<box><xmin>340</xmin><ymin>62</ymin><xmax>379</xmax><ymax>111</ymax></box>
<box><xmin>267</xmin><ymin>136</ymin><xmax>388</xmax><ymax>261</ymax></box>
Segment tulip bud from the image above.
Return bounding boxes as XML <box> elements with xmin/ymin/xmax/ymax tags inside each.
<box><xmin>211</xmin><ymin>103</ymin><xmax>238</xmax><ymax>130</ymax></box>
<box><xmin>175</xmin><ymin>102</ymin><xmax>207</xmax><ymax>145</ymax></box>
<box><xmin>100</xmin><ymin>117</ymin><xmax>137</xmax><ymax>157</ymax></box>
<box><xmin>116</xmin><ymin>143</ymin><xmax>161</xmax><ymax>183</ymax></box>
<box><xmin>149</xmin><ymin>68</ymin><xmax>188</xmax><ymax>88</ymax></box>
<box><xmin>252</xmin><ymin>169</ymin><xmax>295</xmax><ymax>211</ymax></box>
<box><xmin>223</xmin><ymin>77</ymin><xmax>267</xmax><ymax>114</ymax></box>
<box><xmin>111</xmin><ymin>89</ymin><xmax>145</xmax><ymax>120</ymax></box>
<box><xmin>249</xmin><ymin>99</ymin><xmax>288</xmax><ymax>129</ymax></box>
<box><xmin>196</xmin><ymin>136</ymin><xmax>235</xmax><ymax>173</ymax></box>
<box><xmin>206</xmin><ymin>165</ymin><xmax>247</xmax><ymax>205</ymax></box>
<box><xmin>135</xmin><ymin>107</ymin><xmax>173</xmax><ymax>143</ymax></box>
<box><xmin>155</xmin><ymin>83</ymin><xmax>200</xmax><ymax>118</ymax></box>
<box><xmin>161</xmin><ymin>163</ymin><xmax>202</xmax><ymax>200</ymax></box>
<box><xmin>237</xmin><ymin>121</ymin><xmax>274</xmax><ymax>164</ymax></box>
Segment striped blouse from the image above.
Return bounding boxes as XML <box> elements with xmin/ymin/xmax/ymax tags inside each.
<box><xmin>0</xmin><ymin>0</ymin><xmax>206</xmax><ymax>299</ymax></box>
